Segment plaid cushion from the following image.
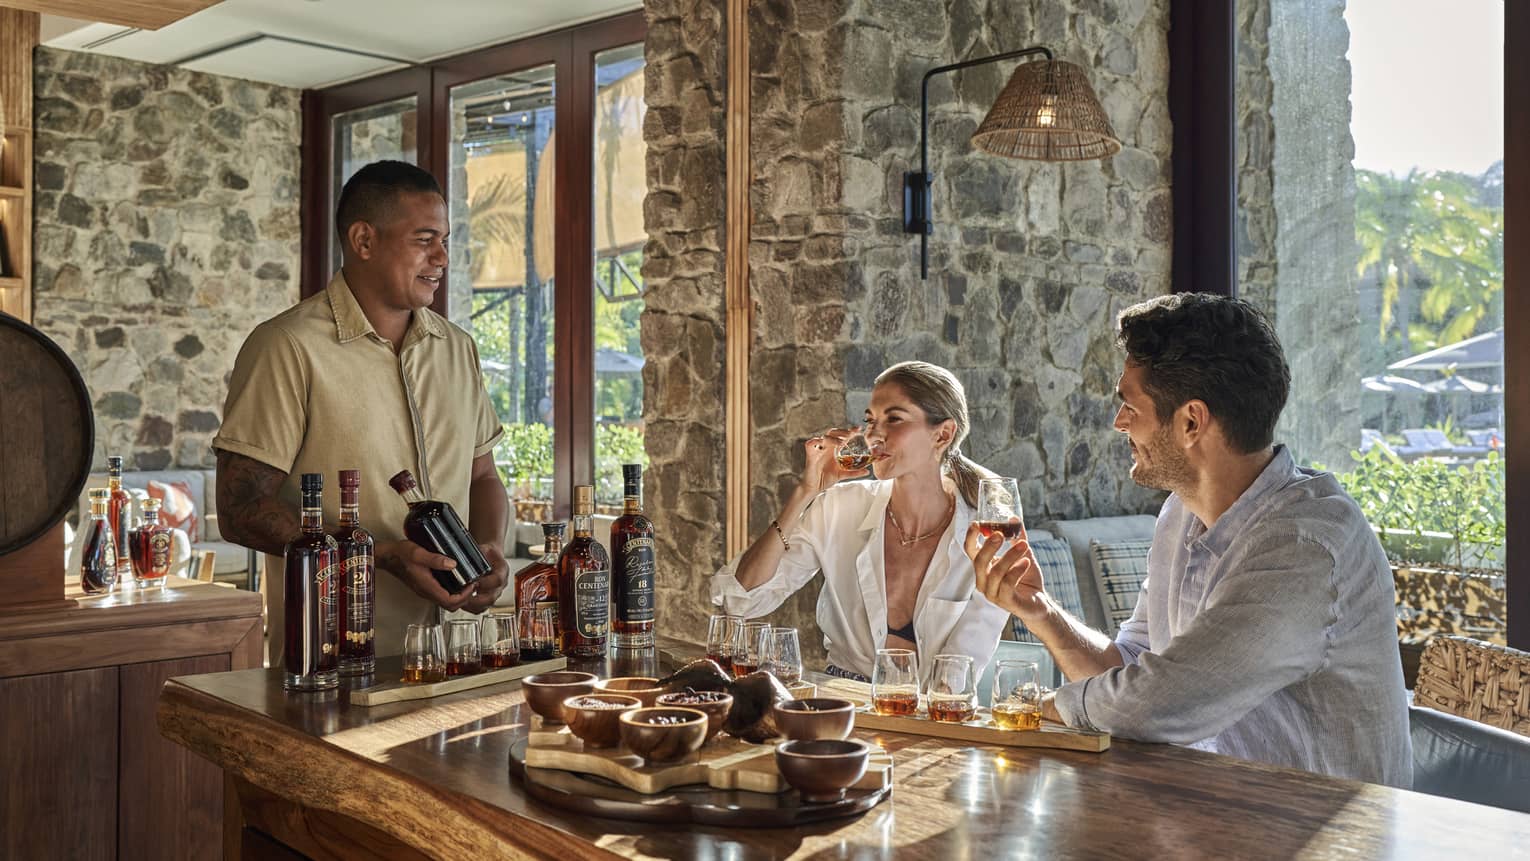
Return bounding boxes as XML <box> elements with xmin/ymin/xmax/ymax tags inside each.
<box><xmin>1007</xmin><ymin>537</ymin><xmax>1086</xmax><ymax>643</ymax></box>
<box><xmin>1089</xmin><ymin>538</ymin><xmax>1152</xmax><ymax>633</ymax></box>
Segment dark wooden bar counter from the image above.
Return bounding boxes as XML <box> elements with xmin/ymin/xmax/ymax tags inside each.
<box><xmin>159</xmin><ymin>643</ymin><xmax>1530</xmax><ymax>860</ymax></box>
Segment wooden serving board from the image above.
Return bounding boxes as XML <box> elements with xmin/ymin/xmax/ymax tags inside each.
<box><xmin>524</xmin><ymin>724</ymin><xmax>892</xmax><ymax>795</ymax></box>
<box><xmin>816</xmin><ymin>678</ymin><xmax>1110</xmax><ymax>753</ymax></box>
<box><xmin>349</xmin><ymin>656</ymin><xmax>566</xmax><ymax>706</ymax></box>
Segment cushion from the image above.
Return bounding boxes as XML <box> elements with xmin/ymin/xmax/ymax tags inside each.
<box><xmin>1410</xmin><ymin>705</ymin><xmax>1530</xmax><ymax>813</ymax></box>
<box><xmin>1088</xmin><ymin>538</ymin><xmax>1152</xmax><ymax>633</ymax></box>
<box><xmin>1040</xmin><ymin>515</ymin><xmax>1157</xmax><ymax>631</ymax></box>
<box><xmin>149</xmin><ymin>479</ymin><xmax>200</xmax><ymax>543</ymax></box>
<box><xmin>1007</xmin><ymin>537</ymin><xmax>1086</xmax><ymax>644</ymax></box>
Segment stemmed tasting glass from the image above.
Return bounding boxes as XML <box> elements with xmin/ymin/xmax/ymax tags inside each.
<box><xmin>403</xmin><ymin>623</ymin><xmax>446</xmax><ymax>684</ymax></box>
<box><xmin>445</xmin><ymin>619</ymin><xmax>482</xmax><ymax>676</ymax></box>
<box><xmin>835</xmin><ymin>425</ymin><xmax>873</xmax><ymax>472</ymax></box>
<box><xmin>480</xmin><ymin>611</ymin><xmax>520</xmax><ymax>668</ymax></box>
<box><xmin>732</xmin><ymin>620</ymin><xmax>770</xmax><ymax>677</ymax></box>
<box><xmin>926</xmin><ymin>654</ymin><xmax>977</xmax><ymax>722</ymax></box>
<box><xmin>976</xmin><ymin>477</ymin><xmax>1024</xmax><ymax>543</ymax></box>
<box><xmin>758</xmin><ymin>627</ymin><xmax>803</xmax><ymax>684</ymax></box>
<box><xmin>990</xmin><ymin>660</ymin><xmax>1044</xmax><ymax>731</ymax></box>
<box><xmin>706</xmin><ymin>613</ymin><xmax>742</xmax><ymax>673</ymax></box>
<box><xmin>871</xmin><ymin>648</ymin><xmax>919</xmax><ymax>715</ymax></box>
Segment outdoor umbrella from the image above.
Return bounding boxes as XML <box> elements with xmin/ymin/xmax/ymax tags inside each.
<box><xmin>1421</xmin><ymin>375</ymin><xmax>1501</xmax><ymax>395</ymax></box>
<box><xmin>1388</xmin><ymin>329</ymin><xmax>1503</xmax><ymax>372</ymax></box>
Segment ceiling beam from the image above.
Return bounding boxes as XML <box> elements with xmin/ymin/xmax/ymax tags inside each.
<box><xmin>0</xmin><ymin>0</ymin><xmax>220</xmax><ymax>31</ymax></box>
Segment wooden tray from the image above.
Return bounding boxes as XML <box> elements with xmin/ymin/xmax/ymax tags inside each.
<box><xmin>525</xmin><ymin>722</ymin><xmax>892</xmax><ymax>795</ymax></box>
<box><xmin>349</xmin><ymin>656</ymin><xmax>566</xmax><ymax>706</ymax></box>
<box><xmin>817</xmin><ymin>678</ymin><xmax>1110</xmax><ymax>752</ymax></box>
<box><xmin>509</xmin><ymin>739</ymin><xmax>893</xmax><ymax>827</ymax></box>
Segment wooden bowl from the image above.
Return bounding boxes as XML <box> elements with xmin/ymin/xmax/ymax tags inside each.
<box><xmin>775</xmin><ymin>738</ymin><xmax>871</xmax><ymax>803</ymax></box>
<box><xmin>655</xmin><ymin>690</ymin><xmax>734</xmax><ymax>742</ymax></box>
<box><xmin>562</xmin><ymin>693</ymin><xmax>641</xmax><ymax>748</ymax></box>
<box><xmin>618</xmin><ymin>707</ymin><xmax>708</xmax><ymax>764</ymax></box>
<box><xmin>521</xmin><ymin>671</ymin><xmax>597</xmax><ymax>724</ymax></box>
<box><xmin>597</xmin><ymin>676</ymin><xmax>664</xmax><ymax>707</ymax></box>
<box><xmin>773</xmin><ymin>698</ymin><xmax>856</xmax><ymax>741</ymax></box>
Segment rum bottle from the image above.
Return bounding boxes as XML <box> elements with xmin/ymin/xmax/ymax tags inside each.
<box><xmin>106</xmin><ymin>456</ymin><xmax>132</xmax><ymax>584</ymax></box>
<box><xmin>557</xmin><ymin>485</ymin><xmax>610</xmax><ymax>658</ymax></box>
<box><xmin>515</xmin><ymin>522</ymin><xmax>565</xmax><ymax>660</ymax></box>
<box><xmin>80</xmin><ymin>488</ymin><xmax>118</xmax><ymax>594</ymax></box>
<box><xmin>332</xmin><ymin>469</ymin><xmax>375</xmax><ymax>676</ymax></box>
<box><xmin>129</xmin><ymin>497</ymin><xmax>172</xmax><ymax>589</ymax></box>
<box><xmin>388</xmin><ymin>469</ymin><xmax>490</xmax><ymax>594</ymax></box>
<box><xmin>283</xmin><ymin>473</ymin><xmax>340</xmax><ymax>692</ymax></box>
<box><xmin>610</xmin><ymin>464</ymin><xmax>656</xmax><ymax>647</ymax></box>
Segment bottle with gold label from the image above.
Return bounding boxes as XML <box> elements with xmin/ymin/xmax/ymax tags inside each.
<box><xmin>80</xmin><ymin>488</ymin><xmax>118</xmax><ymax>594</ymax></box>
<box><xmin>332</xmin><ymin>469</ymin><xmax>375</xmax><ymax>676</ymax></box>
<box><xmin>557</xmin><ymin>485</ymin><xmax>610</xmax><ymax>658</ymax></box>
<box><xmin>610</xmin><ymin>464</ymin><xmax>656</xmax><ymax>648</ymax></box>
<box><xmin>129</xmin><ymin>497</ymin><xmax>172</xmax><ymax>589</ymax></box>
<box><xmin>284</xmin><ymin>473</ymin><xmax>340</xmax><ymax>691</ymax></box>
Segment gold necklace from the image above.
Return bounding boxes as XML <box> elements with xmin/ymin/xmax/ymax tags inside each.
<box><xmin>886</xmin><ymin>493</ymin><xmax>955</xmax><ymax>547</ymax></box>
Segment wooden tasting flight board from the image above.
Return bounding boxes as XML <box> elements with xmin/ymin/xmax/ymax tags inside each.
<box><xmin>815</xmin><ymin>678</ymin><xmax>1111</xmax><ymax>753</ymax></box>
<box><xmin>349</xmin><ymin>656</ymin><xmax>567</xmax><ymax>707</ymax></box>
<box><xmin>524</xmin><ymin>724</ymin><xmax>893</xmax><ymax>795</ymax></box>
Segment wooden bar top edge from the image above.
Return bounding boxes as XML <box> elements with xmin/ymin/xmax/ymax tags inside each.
<box><xmin>157</xmin><ymin>678</ymin><xmax>625</xmax><ymax>861</ymax></box>
<box><xmin>0</xmin><ymin>579</ymin><xmax>263</xmax><ymax>641</ymax></box>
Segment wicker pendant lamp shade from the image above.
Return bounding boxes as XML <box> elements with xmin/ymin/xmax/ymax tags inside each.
<box><xmin>971</xmin><ymin>59</ymin><xmax>1121</xmax><ymax>161</ymax></box>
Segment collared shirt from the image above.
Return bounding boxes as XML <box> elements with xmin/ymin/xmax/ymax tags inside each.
<box><xmin>213</xmin><ymin>272</ymin><xmax>504</xmax><ymax>660</ymax></box>
<box><xmin>710</xmin><ymin>480</ymin><xmax>1010</xmax><ymax>682</ymax></box>
<box><xmin>1052</xmin><ymin>446</ymin><xmax>1413</xmax><ymax>788</ymax></box>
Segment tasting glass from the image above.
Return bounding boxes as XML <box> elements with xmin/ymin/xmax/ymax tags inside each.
<box><xmin>520</xmin><ymin>604</ymin><xmax>559</xmax><ymax>657</ymax></box>
<box><xmin>733</xmin><ymin>620</ymin><xmax>771</xmax><ymax>673</ymax></box>
<box><xmin>480</xmin><ymin>611</ymin><xmax>520</xmax><ymax>667</ymax></box>
<box><xmin>445</xmin><ymin>619</ymin><xmax>482</xmax><ymax>675</ymax></box>
<box><xmin>403</xmin><ymin>623</ymin><xmax>446</xmax><ymax>683</ymax></box>
<box><xmin>976</xmin><ymin>477</ymin><xmax>1024</xmax><ymax>543</ymax></box>
<box><xmin>925</xmin><ymin>654</ymin><xmax>977</xmax><ymax>721</ymax></box>
<box><xmin>871</xmin><ymin>648</ymin><xmax>920</xmax><ymax>715</ymax></box>
<box><xmin>705</xmin><ymin>613</ymin><xmax>742</xmax><ymax>665</ymax></box>
<box><xmin>758</xmin><ymin>626</ymin><xmax>804</xmax><ymax>684</ymax></box>
<box><xmin>991</xmin><ymin>660</ymin><xmax>1045</xmax><ymax>730</ymax></box>
<box><xmin>835</xmin><ymin>424</ymin><xmax>873</xmax><ymax>472</ymax></box>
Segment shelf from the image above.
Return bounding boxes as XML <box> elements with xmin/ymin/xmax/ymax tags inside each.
<box><xmin>0</xmin><ymin>186</ymin><xmax>24</xmax><ymax>199</ymax></box>
<box><xmin>0</xmin><ymin>277</ymin><xmax>23</xmax><ymax>290</ymax></box>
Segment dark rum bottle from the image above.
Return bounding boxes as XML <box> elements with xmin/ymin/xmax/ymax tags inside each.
<box><xmin>129</xmin><ymin>497</ymin><xmax>172</xmax><ymax>589</ymax></box>
<box><xmin>515</xmin><ymin>522</ymin><xmax>565</xmax><ymax>660</ymax></box>
<box><xmin>283</xmin><ymin>473</ymin><xmax>340</xmax><ymax>692</ymax></box>
<box><xmin>610</xmin><ymin>464</ymin><xmax>656</xmax><ymax>648</ymax></box>
<box><xmin>557</xmin><ymin>485</ymin><xmax>610</xmax><ymax>658</ymax></box>
<box><xmin>80</xmin><ymin>488</ymin><xmax>118</xmax><ymax>594</ymax></box>
<box><xmin>106</xmin><ymin>456</ymin><xmax>132</xmax><ymax>584</ymax></box>
<box><xmin>388</xmin><ymin>469</ymin><xmax>490</xmax><ymax>594</ymax></box>
<box><xmin>332</xmin><ymin>469</ymin><xmax>375</xmax><ymax>676</ymax></box>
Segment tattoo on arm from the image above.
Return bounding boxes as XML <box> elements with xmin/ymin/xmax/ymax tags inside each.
<box><xmin>215</xmin><ymin>450</ymin><xmax>300</xmax><ymax>556</ymax></box>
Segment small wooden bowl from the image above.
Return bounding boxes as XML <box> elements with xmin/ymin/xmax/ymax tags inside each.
<box><xmin>655</xmin><ymin>690</ymin><xmax>734</xmax><ymax>742</ymax></box>
<box><xmin>563</xmin><ymin>693</ymin><xmax>641</xmax><ymax>748</ymax></box>
<box><xmin>597</xmin><ymin>676</ymin><xmax>664</xmax><ymax>707</ymax></box>
<box><xmin>775</xmin><ymin>738</ymin><xmax>871</xmax><ymax>803</ymax></box>
<box><xmin>773</xmin><ymin>698</ymin><xmax>856</xmax><ymax>741</ymax></box>
<box><xmin>521</xmin><ymin>671</ymin><xmax>597</xmax><ymax>724</ymax></box>
<box><xmin>619</xmin><ymin>707</ymin><xmax>708</xmax><ymax>764</ymax></box>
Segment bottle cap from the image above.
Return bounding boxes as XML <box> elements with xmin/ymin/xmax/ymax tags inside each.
<box><xmin>541</xmin><ymin>521</ymin><xmax>567</xmax><ymax>538</ymax></box>
<box><xmin>106</xmin><ymin>456</ymin><xmax>123</xmax><ymax>474</ymax></box>
<box><xmin>142</xmin><ymin>497</ymin><xmax>162</xmax><ymax>511</ymax></box>
<box><xmin>338</xmin><ymin>469</ymin><xmax>360</xmax><ymax>488</ymax></box>
<box><xmin>388</xmin><ymin>469</ymin><xmax>418</xmax><ymax>493</ymax></box>
<box><xmin>301</xmin><ymin>473</ymin><xmax>323</xmax><ymax>492</ymax></box>
<box><xmin>622</xmin><ymin>463</ymin><xmax>643</xmax><ymax>482</ymax></box>
<box><xmin>89</xmin><ymin>487</ymin><xmax>110</xmax><ymax>500</ymax></box>
<box><xmin>573</xmin><ymin>484</ymin><xmax>593</xmax><ymax>514</ymax></box>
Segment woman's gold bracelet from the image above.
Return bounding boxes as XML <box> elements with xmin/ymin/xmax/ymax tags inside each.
<box><xmin>770</xmin><ymin>519</ymin><xmax>789</xmax><ymax>551</ymax></box>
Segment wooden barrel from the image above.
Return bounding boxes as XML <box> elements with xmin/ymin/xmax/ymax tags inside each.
<box><xmin>0</xmin><ymin>313</ymin><xmax>94</xmax><ymax>555</ymax></box>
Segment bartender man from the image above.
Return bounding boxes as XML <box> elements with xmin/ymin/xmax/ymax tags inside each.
<box><xmin>213</xmin><ymin>160</ymin><xmax>510</xmax><ymax>662</ymax></box>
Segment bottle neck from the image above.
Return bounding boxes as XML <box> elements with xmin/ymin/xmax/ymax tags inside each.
<box><xmin>541</xmin><ymin>537</ymin><xmax>563</xmax><ymax>559</ymax></box>
<box><xmin>622</xmin><ymin>494</ymin><xmax>641</xmax><ymax>515</ymax></box>
<box><xmin>339</xmin><ymin>502</ymin><xmax>359</xmax><ymax>526</ymax></box>
<box><xmin>572</xmin><ymin>512</ymin><xmax>592</xmax><ymax>537</ymax></box>
<box><xmin>142</xmin><ymin>510</ymin><xmax>160</xmax><ymax>527</ymax></box>
<box><xmin>301</xmin><ymin>493</ymin><xmax>324</xmax><ymax>531</ymax></box>
<box><xmin>108</xmin><ymin>476</ymin><xmax>122</xmax><ymax>491</ymax></box>
<box><xmin>89</xmin><ymin>504</ymin><xmax>108</xmax><ymax>520</ymax></box>
<box><xmin>396</xmin><ymin>485</ymin><xmax>426</xmax><ymax>506</ymax></box>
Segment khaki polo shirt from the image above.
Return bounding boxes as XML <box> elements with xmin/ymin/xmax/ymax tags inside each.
<box><xmin>213</xmin><ymin>272</ymin><xmax>504</xmax><ymax>663</ymax></box>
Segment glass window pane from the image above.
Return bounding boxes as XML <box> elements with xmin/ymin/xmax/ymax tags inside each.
<box><xmin>331</xmin><ymin>96</ymin><xmax>419</xmax><ymax>272</ymax></box>
<box><xmin>1237</xmin><ymin>1</ymin><xmax>1505</xmax><ymax>646</ymax></box>
<box><xmin>592</xmin><ymin>44</ymin><xmax>648</xmax><ymax>507</ymax></box>
<box><xmin>448</xmin><ymin>68</ymin><xmax>558</xmax><ymax>525</ymax></box>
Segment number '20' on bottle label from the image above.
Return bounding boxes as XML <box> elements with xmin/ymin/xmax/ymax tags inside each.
<box><xmin>617</xmin><ymin>537</ymin><xmax>655</xmax><ymax>623</ymax></box>
<box><xmin>574</xmin><ymin>564</ymin><xmax>610</xmax><ymax>638</ymax></box>
<box><xmin>344</xmin><ymin>554</ymin><xmax>374</xmax><ymax>646</ymax></box>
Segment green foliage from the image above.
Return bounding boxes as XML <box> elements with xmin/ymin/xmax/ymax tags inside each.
<box><xmin>595</xmin><ymin>423</ymin><xmax>649</xmax><ymax>503</ymax></box>
<box><xmin>1330</xmin><ymin>447</ymin><xmax>1505</xmax><ymax>570</ymax></box>
<box><xmin>497</xmin><ymin>422</ymin><xmax>554</xmax><ymax>498</ymax></box>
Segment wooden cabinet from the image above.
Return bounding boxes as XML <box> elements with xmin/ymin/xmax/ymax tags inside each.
<box><xmin>0</xmin><ymin>8</ymin><xmax>37</xmax><ymax>322</ymax></box>
<box><xmin>0</xmin><ymin>579</ymin><xmax>263</xmax><ymax>859</ymax></box>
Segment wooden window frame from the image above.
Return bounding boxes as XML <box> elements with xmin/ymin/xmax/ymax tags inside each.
<box><xmin>299</xmin><ymin>11</ymin><xmax>647</xmax><ymax>519</ymax></box>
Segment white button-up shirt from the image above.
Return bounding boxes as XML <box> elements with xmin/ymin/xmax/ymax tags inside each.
<box><xmin>710</xmin><ymin>479</ymin><xmax>1010</xmax><ymax>682</ymax></box>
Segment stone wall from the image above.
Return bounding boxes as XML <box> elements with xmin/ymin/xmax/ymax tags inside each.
<box><xmin>30</xmin><ymin>47</ymin><xmax>302</xmax><ymax>472</ymax></box>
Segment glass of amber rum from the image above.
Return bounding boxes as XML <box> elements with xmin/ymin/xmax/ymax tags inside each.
<box><xmin>445</xmin><ymin>619</ymin><xmax>482</xmax><ymax>676</ymax></box>
<box><xmin>835</xmin><ymin>425</ymin><xmax>873</xmax><ymax>471</ymax></box>
<box><xmin>481</xmin><ymin>611</ymin><xmax>521</xmax><ymax>668</ymax></box>
<box><xmin>731</xmin><ymin>620</ymin><xmax>770</xmax><ymax>677</ymax></box>
<box><xmin>403</xmin><ymin>623</ymin><xmax>447</xmax><ymax>684</ymax></box>
<box><xmin>758</xmin><ymin>627</ymin><xmax>803</xmax><ymax>684</ymax></box>
<box><xmin>926</xmin><ymin>654</ymin><xmax>977</xmax><ymax>722</ymax></box>
<box><xmin>991</xmin><ymin>660</ymin><xmax>1044</xmax><ymax>731</ymax></box>
<box><xmin>871</xmin><ymin>648</ymin><xmax>919</xmax><ymax>715</ymax></box>
<box><xmin>975</xmin><ymin>477</ymin><xmax>1024</xmax><ymax>543</ymax></box>
<box><xmin>705</xmin><ymin>613</ymin><xmax>741</xmax><ymax>673</ymax></box>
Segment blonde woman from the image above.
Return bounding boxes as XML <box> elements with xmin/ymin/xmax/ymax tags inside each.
<box><xmin>711</xmin><ymin>361</ymin><xmax>1009</xmax><ymax>682</ymax></box>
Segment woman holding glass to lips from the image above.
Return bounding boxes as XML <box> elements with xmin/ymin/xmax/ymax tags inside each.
<box><xmin>710</xmin><ymin>361</ymin><xmax>1010</xmax><ymax>683</ymax></box>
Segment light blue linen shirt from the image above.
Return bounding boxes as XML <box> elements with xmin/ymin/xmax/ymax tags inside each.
<box><xmin>1052</xmin><ymin>446</ymin><xmax>1413</xmax><ymax>788</ymax></box>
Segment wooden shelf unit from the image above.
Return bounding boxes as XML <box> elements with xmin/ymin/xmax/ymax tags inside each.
<box><xmin>0</xmin><ymin>128</ymin><xmax>32</xmax><ymax>321</ymax></box>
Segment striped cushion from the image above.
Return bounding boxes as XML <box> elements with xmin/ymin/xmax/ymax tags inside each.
<box><xmin>1007</xmin><ymin>537</ymin><xmax>1086</xmax><ymax>643</ymax></box>
<box><xmin>1088</xmin><ymin>538</ymin><xmax>1152</xmax><ymax>633</ymax></box>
